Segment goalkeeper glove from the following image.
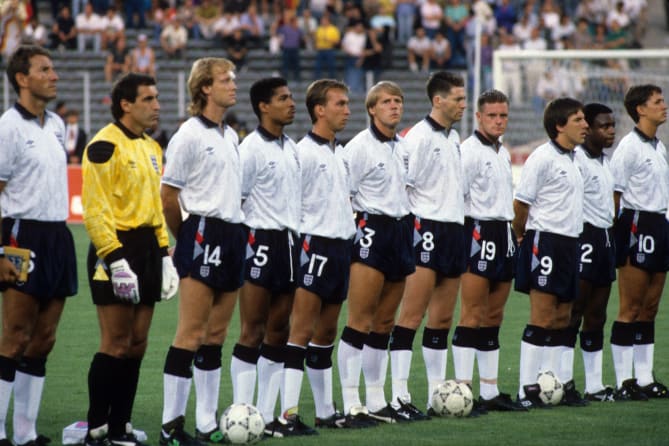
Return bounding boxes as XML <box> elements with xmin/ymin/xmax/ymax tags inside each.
<box><xmin>109</xmin><ymin>259</ymin><xmax>140</xmax><ymax>304</ymax></box>
<box><xmin>161</xmin><ymin>255</ymin><xmax>179</xmax><ymax>300</ymax></box>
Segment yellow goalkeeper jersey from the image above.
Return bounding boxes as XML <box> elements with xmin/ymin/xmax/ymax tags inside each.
<box><xmin>82</xmin><ymin>121</ymin><xmax>169</xmax><ymax>261</ymax></box>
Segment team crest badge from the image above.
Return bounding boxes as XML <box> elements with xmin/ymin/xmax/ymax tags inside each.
<box><xmin>636</xmin><ymin>253</ymin><xmax>645</xmax><ymax>263</ymax></box>
<box><xmin>250</xmin><ymin>266</ymin><xmax>261</xmax><ymax>279</ymax></box>
<box><xmin>360</xmin><ymin>247</ymin><xmax>369</xmax><ymax>259</ymax></box>
<box><xmin>538</xmin><ymin>276</ymin><xmax>547</xmax><ymax>287</ymax></box>
<box><xmin>304</xmin><ymin>274</ymin><xmax>313</xmax><ymax>286</ymax></box>
<box><xmin>421</xmin><ymin>252</ymin><xmax>430</xmax><ymax>263</ymax></box>
<box><xmin>477</xmin><ymin>260</ymin><xmax>487</xmax><ymax>271</ymax></box>
<box><xmin>200</xmin><ymin>266</ymin><xmax>210</xmax><ymax>277</ymax></box>
<box><xmin>150</xmin><ymin>154</ymin><xmax>160</xmax><ymax>174</ymax></box>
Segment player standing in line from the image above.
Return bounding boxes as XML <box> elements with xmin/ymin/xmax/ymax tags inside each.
<box><xmin>278</xmin><ymin>79</ymin><xmax>368</xmax><ymax>434</ymax></box>
<box><xmin>0</xmin><ymin>45</ymin><xmax>77</xmax><ymax>446</ymax></box>
<box><xmin>513</xmin><ymin>98</ymin><xmax>587</xmax><ymax>409</ymax></box>
<box><xmin>387</xmin><ymin>71</ymin><xmax>465</xmax><ymax>418</ymax></box>
<box><xmin>565</xmin><ymin>103</ymin><xmax>617</xmax><ymax>402</ymax></box>
<box><xmin>609</xmin><ymin>84</ymin><xmax>669</xmax><ymax>400</ymax></box>
<box><xmin>228</xmin><ymin>77</ymin><xmax>302</xmax><ymax>435</ymax></box>
<box><xmin>452</xmin><ymin>90</ymin><xmax>525</xmax><ymax>412</ymax></box>
<box><xmin>336</xmin><ymin>81</ymin><xmax>415</xmax><ymax>424</ymax></box>
<box><xmin>159</xmin><ymin>58</ymin><xmax>245</xmax><ymax>445</ymax></box>
<box><xmin>82</xmin><ymin>73</ymin><xmax>179</xmax><ymax>446</ymax></box>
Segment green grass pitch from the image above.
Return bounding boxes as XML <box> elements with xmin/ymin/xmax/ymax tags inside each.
<box><xmin>16</xmin><ymin>224</ymin><xmax>669</xmax><ymax>445</ymax></box>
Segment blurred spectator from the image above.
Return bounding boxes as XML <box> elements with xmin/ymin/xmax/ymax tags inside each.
<box><xmin>512</xmin><ymin>13</ymin><xmax>533</xmax><ymax>45</ymax></box>
<box><xmin>130</xmin><ymin>33</ymin><xmax>156</xmax><ymax>77</ymax></box>
<box><xmin>310</xmin><ymin>0</ymin><xmax>329</xmax><ymax>20</ymax></box>
<box><xmin>496</xmin><ymin>31</ymin><xmax>522</xmax><ymax>104</ymax></box>
<box><xmin>1</xmin><ymin>0</ymin><xmax>27</xmax><ymax>63</ymax></box>
<box><xmin>444</xmin><ymin>0</ymin><xmax>468</xmax><ymax>68</ymax></box>
<box><xmin>104</xmin><ymin>36</ymin><xmax>130</xmax><ymax>83</ymax></box>
<box><xmin>195</xmin><ymin>0</ymin><xmax>222</xmax><ymax>40</ymax></box>
<box><xmin>395</xmin><ymin>0</ymin><xmax>416</xmax><ymax>44</ymax></box>
<box><xmin>125</xmin><ymin>0</ymin><xmax>148</xmax><ymax>29</ymax></box>
<box><xmin>605</xmin><ymin>19</ymin><xmax>630</xmax><ymax>49</ymax></box>
<box><xmin>575</xmin><ymin>0</ymin><xmax>604</xmax><ymax>25</ymax></box>
<box><xmin>407</xmin><ymin>26</ymin><xmax>431</xmax><ymax>72</ymax></box>
<box><xmin>297</xmin><ymin>8</ymin><xmax>317</xmax><ymax>50</ymax></box>
<box><xmin>523</xmin><ymin>26</ymin><xmax>548</xmax><ymax>93</ymax></box>
<box><xmin>495</xmin><ymin>0</ymin><xmax>517</xmax><ymax>34</ymax></box>
<box><xmin>592</xmin><ymin>22</ymin><xmax>608</xmax><ymax>48</ymax></box>
<box><xmin>624</xmin><ymin>0</ymin><xmax>647</xmax><ymax>42</ymax></box>
<box><xmin>314</xmin><ymin>13</ymin><xmax>341</xmax><ymax>79</ymax></box>
<box><xmin>362</xmin><ymin>24</ymin><xmax>387</xmax><ymax>82</ymax></box>
<box><xmin>420</xmin><ymin>0</ymin><xmax>442</xmax><ymax>38</ymax></box>
<box><xmin>51</xmin><ymin>5</ymin><xmax>77</xmax><ymax>50</ymax></box>
<box><xmin>239</xmin><ymin>3</ymin><xmax>265</xmax><ymax>48</ymax></box>
<box><xmin>607</xmin><ymin>1</ymin><xmax>630</xmax><ymax>28</ymax></box>
<box><xmin>100</xmin><ymin>6</ymin><xmax>125</xmax><ymax>50</ymax></box>
<box><xmin>161</xmin><ymin>16</ymin><xmax>188</xmax><ymax>57</ymax></box>
<box><xmin>75</xmin><ymin>2</ymin><xmax>103</xmax><ymax>52</ymax></box>
<box><xmin>213</xmin><ymin>10</ymin><xmax>240</xmax><ymax>45</ymax></box>
<box><xmin>572</xmin><ymin>17</ymin><xmax>594</xmax><ymax>48</ymax></box>
<box><xmin>369</xmin><ymin>0</ymin><xmax>396</xmax><ymax>31</ymax></box>
<box><xmin>533</xmin><ymin>67</ymin><xmax>561</xmax><ymax>115</ymax></box>
<box><xmin>429</xmin><ymin>30</ymin><xmax>451</xmax><ymax>70</ymax></box>
<box><xmin>225</xmin><ymin>0</ymin><xmax>250</xmax><ymax>14</ymax></box>
<box><xmin>148</xmin><ymin>0</ymin><xmax>169</xmax><ymax>44</ymax></box>
<box><xmin>54</xmin><ymin>100</ymin><xmax>68</xmax><ymax>120</ymax></box>
<box><xmin>177</xmin><ymin>0</ymin><xmax>199</xmax><ymax>39</ymax></box>
<box><xmin>23</xmin><ymin>15</ymin><xmax>49</xmax><ymax>47</ymax></box>
<box><xmin>227</xmin><ymin>27</ymin><xmax>249</xmax><ymax>71</ymax></box>
<box><xmin>275</xmin><ymin>11</ymin><xmax>303</xmax><ymax>81</ymax></box>
<box><xmin>539</xmin><ymin>0</ymin><xmax>560</xmax><ymax>32</ymax></box>
<box><xmin>552</xmin><ymin>13</ymin><xmax>575</xmax><ymax>46</ymax></box>
<box><xmin>341</xmin><ymin>19</ymin><xmax>366</xmax><ymax>93</ymax></box>
<box><xmin>64</xmin><ymin>109</ymin><xmax>87</xmax><ymax>164</ymax></box>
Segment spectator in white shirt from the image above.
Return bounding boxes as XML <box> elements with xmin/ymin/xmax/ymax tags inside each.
<box><xmin>407</xmin><ymin>26</ymin><xmax>432</xmax><ymax>73</ymax></box>
<box><xmin>76</xmin><ymin>2</ymin><xmax>103</xmax><ymax>52</ymax></box>
<box><xmin>161</xmin><ymin>16</ymin><xmax>188</xmax><ymax>58</ymax></box>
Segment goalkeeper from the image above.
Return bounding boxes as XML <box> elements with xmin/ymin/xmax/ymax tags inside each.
<box><xmin>82</xmin><ymin>72</ymin><xmax>178</xmax><ymax>446</ymax></box>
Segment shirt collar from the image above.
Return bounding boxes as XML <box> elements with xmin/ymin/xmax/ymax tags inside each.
<box><xmin>308</xmin><ymin>131</ymin><xmax>339</xmax><ymax>149</ymax></box>
<box><xmin>114</xmin><ymin>120</ymin><xmax>144</xmax><ymax>140</ymax></box>
<box><xmin>197</xmin><ymin>114</ymin><xmax>221</xmax><ymax>129</ymax></box>
<box><xmin>257</xmin><ymin>125</ymin><xmax>282</xmax><ymax>141</ymax></box>
<box><xmin>425</xmin><ymin>114</ymin><xmax>446</xmax><ymax>132</ymax></box>
<box><xmin>634</xmin><ymin>127</ymin><xmax>659</xmax><ymax>148</ymax></box>
<box><xmin>14</xmin><ymin>102</ymin><xmax>44</xmax><ymax>121</ymax></box>
<box><xmin>580</xmin><ymin>143</ymin><xmax>604</xmax><ymax>160</ymax></box>
<box><xmin>474</xmin><ymin>130</ymin><xmax>502</xmax><ymax>151</ymax></box>
<box><xmin>370</xmin><ymin>122</ymin><xmax>398</xmax><ymax>143</ymax></box>
<box><xmin>550</xmin><ymin>139</ymin><xmax>574</xmax><ymax>158</ymax></box>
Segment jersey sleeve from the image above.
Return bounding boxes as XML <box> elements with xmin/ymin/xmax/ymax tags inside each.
<box><xmin>82</xmin><ymin>140</ymin><xmax>124</xmax><ymax>261</ymax></box>
<box><xmin>404</xmin><ymin>132</ymin><xmax>425</xmax><ymax>189</ymax></box>
<box><xmin>514</xmin><ymin>149</ymin><xmax>546</xmax><ymax>205</ymax></box>
<box><xmin>460</xmin><ymin>143</ymin><xmax>477</xmax><ymax>200</ymax></box>
<box><xmin>0</xmin><ymin>125</ymin><xmax>17</xmax><ymax>182</ymax></box>
<box><xmin>340</xmin><ymin>140</ymin><xmax>368</xmax><ymax>197</ymax></box>
<box><xmin>240</xmin><ymin>140</ymin><xmax>259</xmax><ymax>200</ymax></box>
<box><xmin>609</xmin><ymin>142</ymin><xmax>632</xmax><ymax>194</ymax></box>
<box><xmin>162</xmin><ymin>129</ymin><xmax>192</xmax><ymax>189</ymax></box>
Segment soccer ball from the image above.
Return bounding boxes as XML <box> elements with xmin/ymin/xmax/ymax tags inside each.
<box><xmin>431</xmin><ymin>380</ymin><xmax>474</xmax><ymax>417</ymax></box>
<box><xmin>220</xmin><ymin>403</ymin><xmax>265</xmax><ymax>444</ymax></box>
<box><xmin>537</xmin><ymin>371</ymin><xmax>564</xmax><ymax>405</ymax></box>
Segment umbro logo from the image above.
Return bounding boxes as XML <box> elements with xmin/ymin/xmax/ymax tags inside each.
<box><xmin>377</xmin><ymin>162</ymin><xmax>385</xmax><ymax>170</ymax></box>
<box><xmin>205</xmin><ymin>146</ymin><xmax>214</xmax><ymax>154</ymax></box>
<box><xmin>268</xmin><ymin>161</ymin><xmax>277</xmax><ymax>169</ymax></box>
<box><xmin>318</xmin><ymin>163</ymin><xmax>327</xmax><ymax>171</ymax></box>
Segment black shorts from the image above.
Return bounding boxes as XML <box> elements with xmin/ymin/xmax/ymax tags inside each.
<box><xmin>413</xmin><ymin>217</ymin><xmax>466</xmax><ymax>278</ymax></box>
<box><xmin>352</xmin><ymin>212</ymin><xmax>415</xmax><ymax>281</ymax></box>
<box><xmin>244</xmin><ymin>227</ymin><xmax>299</xmax><ymax>295</ymax></box>
<box><xmin>173</xmin><ymin>215</ymin><xmax>246</xmax><ymax>292</ymax></box>
<box><xmin>298</xmin><ymin>235</ymin><xmax>352</xmax><ymax>304</ymax></box>
<box><xmin>87</xmin><ymin>227</ymin><xmax>162</xmax><ymax>306</ymax></box>
<box><xmin>579</xmin><ymin>223</ymin><xmax>616</xmax><ymax>286</ymax></box>
<box><xmin>614</xmin><ymin>209</ymin><xmax>669</xmax><ymax>272</ymax></box>
<box><xmin>0</xmin><ymin>219</ymin><xmax>78</xmax><ymax>300</ymax></box>
<box><xmin>464</xmin><ymin>217</ymin><xmax>516</xmax><ymax>281</ymax></box>
<box><xmin>515</xmin><ymin>230</ymin><xmax>579</xmax><ymax>303</ymax></box>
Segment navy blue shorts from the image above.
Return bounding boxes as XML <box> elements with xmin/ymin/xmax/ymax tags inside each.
<box><xmin>244</xmin><ymin>227</ymin><xmax>299</xmax><ymax>294</ymax></box>
<box><xmin>614</xmin><ymin>209</ymin><xmax>669</xmax><ymax>272</ymax></box>
<box><xmin>414</xmin><ymin>217</ymin><xmax>466</xmax><ymax>278</ymax></box>
<box><xmin>298</xmin><ymin>234</ymin><xmax>352</xmax><ymax>304</ymax></box>
<box><xmin>173</xmin><ymin>215</ymin><xmax>246</xmax><ymax>292</ymax></box>
<box><xmin>464</xmin><ymin>218</ymin><xmax>516</xmax><ymax>282</ymax></box>
<box><xmin>352</xmin><ymin>212</ymin><xmax>415</xmax><ymax>281</ymax></box>
<box><xmin>1</xmin><ymin>219</ymin><xmax>77</xmax><ymax>300</ymax></box>
<box><xmin>515</xmin><ymin>230</ymin><xmax>579</xmax><ymax>302</ymax></box>
<box><xmin>579</xmin><ymin>223</ymin><xmax>616</xmax><ymax>285</ymax></box>
<box><xmin>87</xmin><ymin>227</ymin><xmax>162</xmax><ymax>306</ymax></box>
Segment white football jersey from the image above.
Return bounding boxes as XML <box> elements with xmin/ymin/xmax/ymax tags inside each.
<box><xmin>240</xmin><ymin>126</ymin><xmax>301</xmax><ymax>232</ymax></box>
<box><xmin>402</xmin><ymin>116</ymin><xmax>464</xmax><ymax>223</ymax></box>
<box><xmin>0</xmin><ymin>104</ymin><xmax>69</xmax><ymax>221</ymax></box>
<box><xmin>461</xmin><ymin>131</ymin><xmax>514</xmax><ymax>221</ymax></box>
<box><xmin>515</xmin><ymin>141</ymin><xmax>584</xmax><ymax>237</ymax></box>
<box><xmin>297</xmin><ymin>132</ymin><xmax>355</xmax><ymax>240</ymax></box>
<box><xmin>162</xmin><ymin>115</ymin><xmax>243</xmax><ymax>223</ymax></box>
<box><xmin>574</xmin><ymin>146</ymin><xmax>614</xmax><ymax>229</ymax></box>
<box><xmin>610</xmin><ymin>128</ymin><xmax>669</xmax><ymax>214</ymax></box>
<box><xmin>337</xmin><ymin>125</ymin><xmax>410</xmax><ymax>218</ymax></box>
